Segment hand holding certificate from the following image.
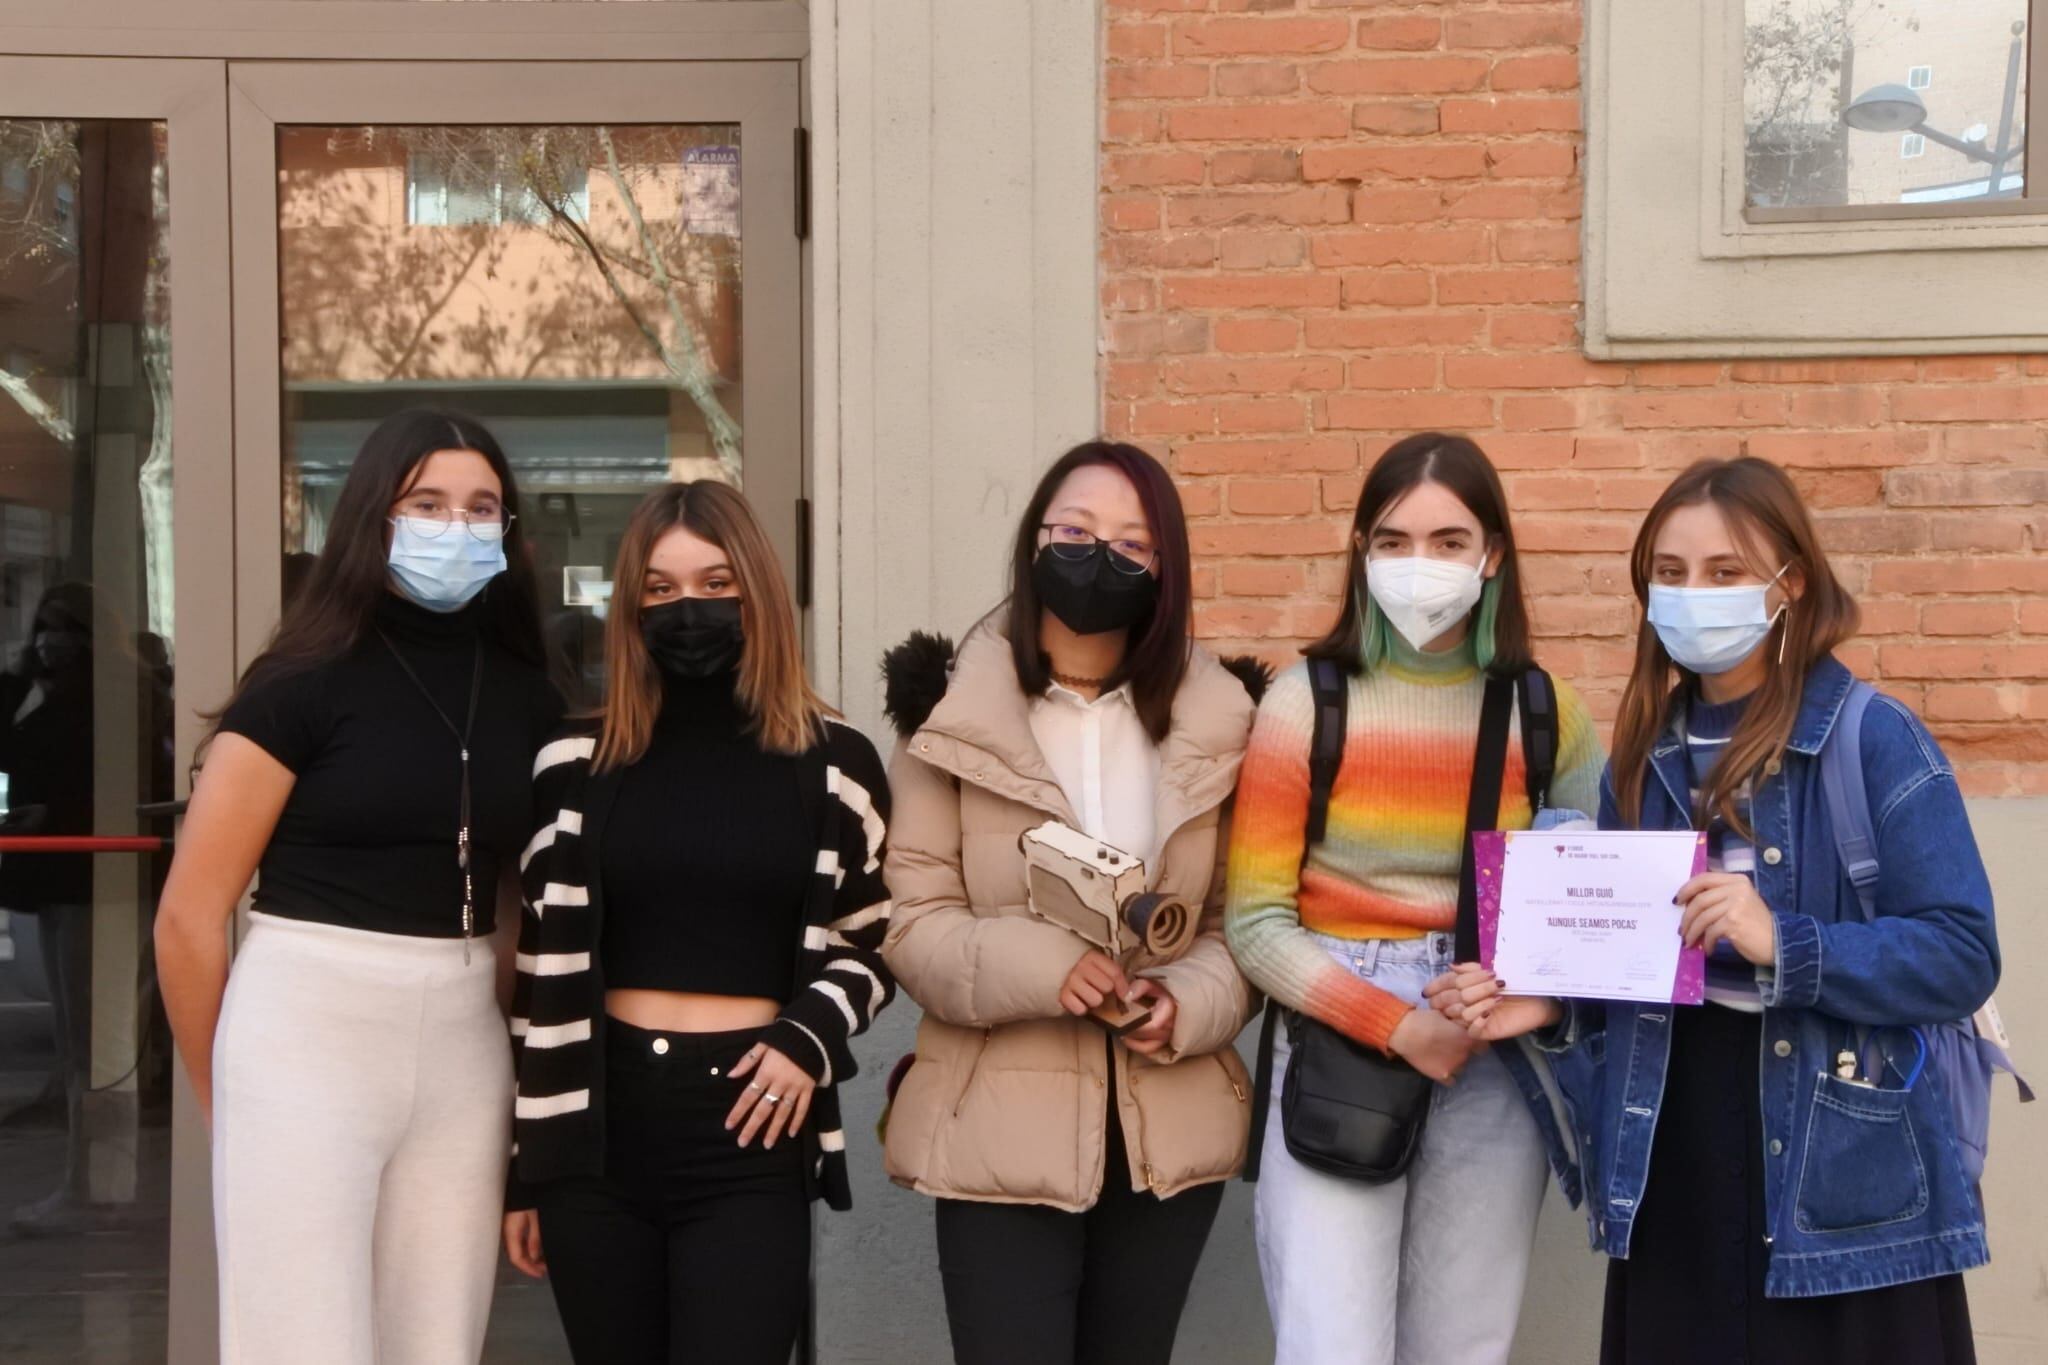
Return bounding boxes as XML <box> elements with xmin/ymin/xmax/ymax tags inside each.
<box><xmin>1475</xmin><ymin>830</ymin><xmax>1710</xmax><ymax>1005</ymax></box>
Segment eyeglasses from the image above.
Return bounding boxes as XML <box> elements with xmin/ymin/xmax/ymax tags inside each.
<box><xmin>391</xmin><ymin>501</ymin><xmax>515</xmax><ymax>544</ymax></box>
<box><xmin>1040</xmin><ymin>523</ymin><xmax>1157</xmax><ymax>574</ymax></box>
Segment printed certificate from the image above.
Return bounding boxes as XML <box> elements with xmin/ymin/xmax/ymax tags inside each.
<box><xmin>1475</xmin><ymin>829</ymin><xmax>1709</xmax><ymax>1005</ymax></box>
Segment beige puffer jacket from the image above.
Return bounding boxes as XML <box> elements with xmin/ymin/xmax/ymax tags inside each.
<box><xmin>879</xmin><ymin>615</ymin><xmax>1260</xmax><ymax>1211</ymax></box>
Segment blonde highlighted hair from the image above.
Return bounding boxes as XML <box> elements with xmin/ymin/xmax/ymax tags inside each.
<box><xmin>594</xmin><ymin>481</ymin><xmax>832</xmax><ymax>770</ymax></box>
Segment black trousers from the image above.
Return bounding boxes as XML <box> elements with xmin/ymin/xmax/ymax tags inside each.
<box><xmin>1602</xmin><ymin>1003</ymin><xmax>1975</xmax><ymax>1365</ymax></box>
<box><xmin>934</xmin><ymin>1071</ymin><xmax>1225</xmax><ymax>1365</ymax></box>
<box><xmin>535</xmin><ymin>1022</ymin><xmax>811</xmax><ymax>1365</ymax></box>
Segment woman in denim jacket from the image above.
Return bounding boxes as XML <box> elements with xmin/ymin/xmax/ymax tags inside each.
<box><xmin>1432</xmin><ymin>457</ymin><xmax>1998</xmax><ymax>1365</ymax></box>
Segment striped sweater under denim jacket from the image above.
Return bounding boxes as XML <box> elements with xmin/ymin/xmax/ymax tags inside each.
<box><xmin>506</xmin><ymin>717</ymin><xmax>895</xmax><ymax>1212</ymax></box>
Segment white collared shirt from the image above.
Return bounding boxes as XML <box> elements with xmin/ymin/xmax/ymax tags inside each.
<box><xmin>1028</xmin><ymin>681</ymin><xmax>1162</xmax><ymax>874</ymax></box>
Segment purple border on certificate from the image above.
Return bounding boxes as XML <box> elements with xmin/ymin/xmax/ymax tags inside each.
<box><xmin>1473</xmin><ymin>830</ymin><xmax>1710</xmax><ymax>1005</ymax></box>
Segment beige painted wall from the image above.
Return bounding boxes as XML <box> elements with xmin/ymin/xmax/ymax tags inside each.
<box><xmin>813</xmin><ymin>0</ymin><xmax>1103</xmax><ymax>722</ymax></box>
<box><xmin>1939</xmin><ymin>798</ymin><xmax>2046</xmax><ymax>1363</ymax></box>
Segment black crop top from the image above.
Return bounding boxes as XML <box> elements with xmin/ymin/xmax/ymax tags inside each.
<box><xmin>598</xmin><ymin>671</ymin><xmax>810</xmax><ymax>999</ymax></box>
<box><xmin>219</xmin><ymin>594</ymin><xmax>562</xmax><ymax>938</ymax></box>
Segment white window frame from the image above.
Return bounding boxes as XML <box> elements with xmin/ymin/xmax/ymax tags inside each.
<box><xmin>1586</xmin><ymin>0</ymin><xmax>2048</xmax><ymax>356</ymax></box>
<box><xmin>1901</xmin><ymin>132</ymin><xmax>1926</xmax><ymax>159</ymax></box>
<box><xmin>1908</xmin><ymin>64</ymin><xmax>1933</xmax><ymax>91</ymax></box>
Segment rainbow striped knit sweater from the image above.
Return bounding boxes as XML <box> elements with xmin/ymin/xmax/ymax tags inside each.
<box><xmin>1224</xmin><ymin>633</ymin><xmax>1604</xmax><ymax>1052</ymax></box>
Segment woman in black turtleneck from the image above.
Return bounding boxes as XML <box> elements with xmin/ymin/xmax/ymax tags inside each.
<box><xmin>154</xmin><ymin>410</ymin><xmax>560</xmax><ymax>1364</ymax></box>
<box><xmin>599</xmin><ymin>669</ymin><xmax>811</xmax><ymax>1007</ymax></box>
<box><xmin>503</xmin><ymin>481</ymin><xmax>896</xmax><ymax>1365</ymax></box>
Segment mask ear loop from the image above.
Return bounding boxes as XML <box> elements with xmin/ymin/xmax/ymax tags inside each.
<box><xmin>1767</xmin><ymin>561</ymin><xmax>1794</xmax><ymax>667</ymax></box>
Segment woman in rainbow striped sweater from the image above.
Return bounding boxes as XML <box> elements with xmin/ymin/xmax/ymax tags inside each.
<box><xmin>1224</xmin><ymin>433</ymin><xmax>1604</xmax><ymax>1365</ymax></box>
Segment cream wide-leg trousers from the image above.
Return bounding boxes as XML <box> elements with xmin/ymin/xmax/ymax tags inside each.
<box><xmin>212</xmin><ymin>911</ymin><xmax>512</xmax><ymax>1365</ymax></box>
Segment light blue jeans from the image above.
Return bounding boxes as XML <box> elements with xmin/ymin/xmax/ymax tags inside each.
<box><xmin>1254</xmin><ymin>932</ymin><xmax>1548</xmax><ymax>1365</ymax></box>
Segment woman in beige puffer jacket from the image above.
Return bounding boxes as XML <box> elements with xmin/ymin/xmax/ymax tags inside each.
<box><xmin>878</xmin><ymin>441</ymin><xmax>1264</xmax><ymax>1365</ymax></box>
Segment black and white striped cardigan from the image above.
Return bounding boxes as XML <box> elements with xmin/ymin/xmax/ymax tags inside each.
<box><xmin>506</xmin><ymin>715</ymin><xmax>895</xmax><ymax>1211</ymax></box>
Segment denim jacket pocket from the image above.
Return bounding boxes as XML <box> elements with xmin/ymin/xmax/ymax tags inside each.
<box><xmin>1792</xmin><ymin>1073</ymin><xmax>1930</xmax><ymax>1235</ymax></box>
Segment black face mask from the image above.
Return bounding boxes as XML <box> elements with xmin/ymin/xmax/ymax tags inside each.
<box><xmin>640</xmin><ymin>596</ymin><xmax>745</xmax><ymax>679</ymax></box>
<box><xmin>1031</xmin><ymin>544</ymin><xmax>1158</xmax><ymax>637</ymax></box>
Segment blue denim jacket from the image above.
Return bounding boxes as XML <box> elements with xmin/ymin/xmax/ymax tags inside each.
<box><xmin>1547</xmin><ymin>657</ymin><xmax>1999</xmax><ymax>1298</ymax></box>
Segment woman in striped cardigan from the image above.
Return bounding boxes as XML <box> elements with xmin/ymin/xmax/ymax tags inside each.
<box><xmin>502</xmin><ymin>482</ymin><xmax>894</xmax><ymax>1364</ymax></box>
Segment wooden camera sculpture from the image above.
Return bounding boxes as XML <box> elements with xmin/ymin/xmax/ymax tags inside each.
<box><xmin>1017</xmin><ymin>821</ymin><xmax>1199</xmax><ymax>1036</ymax></box>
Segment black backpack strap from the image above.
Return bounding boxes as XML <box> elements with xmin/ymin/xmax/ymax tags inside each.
<box><xmin>1456</xmin><ymin>676</ymin><xmax>1516</xmax><ymax>964</ymax></box>
<box><xmin>1249</xmin><ymin>658</ymin><xmax>1348</xmax><ymax>1184</ymax></box>
<box><xmin>1517</xmin><ymin>667</ymin><xmax>1558</xmax><ymax>814</ymax></box>
<box><xmin>1304</xmin><ymin>657</ymin><xmax>1348</xmax><ymax>848</ymax></box>
<box><xmin>1244</xmin><ymin>998</ymin><xmax>1280</xmax><ymax>1182</ymax></box>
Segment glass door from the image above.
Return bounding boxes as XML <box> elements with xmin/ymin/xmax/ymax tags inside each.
<box><xmin>0</xmin><ymin>58</ymin><xmax>234</xmax><ymax>1365</ymax></box>
<box><xmin>225</xmin><ymin>60</ymin><xmax>803</xmax><ymax>1358</ymax></box>
<box><xmin>229</xmin><ymin>61</ymin><xmax>803</xmax><ymax>709</ymax></box>
<box><xmin>0</xmin><ymin>54</ymin><xmax>803</xmax><ymax>1363</ymax></box>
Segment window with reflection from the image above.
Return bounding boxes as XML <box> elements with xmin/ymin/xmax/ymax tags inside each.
<box><xmin>1745</xmin><ymin>0</ymin><xmax>2032</xmax><ymax>213</ymax></box>
<box><xmin>0</xmin><ymin>117</ymin><xmax>176</xmax><ymax>1362</ymax></box>
<box><xmin>276</xmin><ymin>123</ymin><xmax>746</xmax><ymax>707</ymax></box>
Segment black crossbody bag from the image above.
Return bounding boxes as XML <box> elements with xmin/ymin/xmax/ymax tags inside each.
<box><xmin>1242</xmin><ymin>658</ymin><xmax>1556</xmax><ymax>1184</ymax></box>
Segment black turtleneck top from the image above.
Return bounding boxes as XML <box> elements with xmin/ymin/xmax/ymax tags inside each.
<box><xmin>219</xmin><ymin>593</ymin><xmax>562</xmax><ymax>938</ymax></box>
<box><xmin>598</xmin><ymin>671</ymin><xmax>809</xmax><ymax>999</ymax></box>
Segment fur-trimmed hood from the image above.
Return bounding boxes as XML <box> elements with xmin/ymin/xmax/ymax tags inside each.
<box><xmin>882</xmin><ymin>630</ymin><xmax>961</xmax><ymax>739</ymax></box>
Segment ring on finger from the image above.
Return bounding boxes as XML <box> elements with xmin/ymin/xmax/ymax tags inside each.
<box><xmin>764</xmin><ymin>1093</ymin><xmax>782</xmax><ymax>1104</ymax></box>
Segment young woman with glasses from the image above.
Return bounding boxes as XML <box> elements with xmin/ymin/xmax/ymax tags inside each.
<box><xmin>502</xmin><ymin>481</ymin><xmax>896</xmax><ymax>1365</ymax></box>
<box><xmin>879</xmin><ymin>441</ymin><xmax>1265</xmax><ymax>1365</ymax></box>
<box><xmin>155</xmin><ymin>409</ymin><xmax>562</xmax><ymax>1364</ymax></box>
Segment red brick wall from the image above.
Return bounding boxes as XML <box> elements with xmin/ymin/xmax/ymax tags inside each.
<box><xmin>1101</xmin><ymin>0</ymin><xmax>2048</xmax><ymax>796</ymax></box>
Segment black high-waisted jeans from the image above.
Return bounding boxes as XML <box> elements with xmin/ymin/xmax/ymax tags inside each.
<box><xmin>535</xmin><ymin>1021</ymin><xmax>810</xmax><ymax>1365</ymax></box>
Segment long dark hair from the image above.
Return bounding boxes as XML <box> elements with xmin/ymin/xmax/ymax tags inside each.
<box><xmin>1611</xmin><ymin>458</ymin><xmax>1860</xmax><ymax>835</ymax></box>
<box><xmin>1006</xmin><ymin>441</ymin><xmax>1192</xmax><ymax>743</ymax></box>
<box><xmin>221</xmin><ymin>408</ymin><xmax>544</xmax><ymax>710</ymax></box>
<box><xmin>1307</xmin><ymin>432</ymin><xmax>1535</xmax><ymax>676</ymax></box>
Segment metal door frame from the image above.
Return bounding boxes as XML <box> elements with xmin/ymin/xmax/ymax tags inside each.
<box><xmin>0</xmin><ymin>55</ymin><xmax>235</xmax><ymax>1365</ymax></box>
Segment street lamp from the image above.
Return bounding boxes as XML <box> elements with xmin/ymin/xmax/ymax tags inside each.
<box><xmin>1842</xmin><ymin>19</ymin><xmax>2027</xmax><ymax>195</ymax></box>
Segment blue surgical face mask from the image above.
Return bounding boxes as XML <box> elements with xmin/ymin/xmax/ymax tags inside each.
<box><xmin>1646</xmin><ymin>565</ymin><xmax>1789</xmax><ymax>675</ymax></box>
<box><xmin>387</xmin><ymin>516</ymin><xmax>507</xmax><ymax>613</ymax></box>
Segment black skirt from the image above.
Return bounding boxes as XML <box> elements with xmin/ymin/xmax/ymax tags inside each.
<box><xmin>1601</xmin><ymin>1004</ymin><xmax>1976</xmax><ymax>1365</ymax></box>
